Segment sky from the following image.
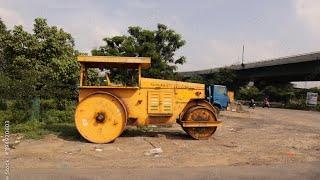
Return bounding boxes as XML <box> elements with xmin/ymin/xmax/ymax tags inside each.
<box><xmin>0</xmin><ymin>0</ymin><xmax>319</xmax><ymax>87</ymax></box>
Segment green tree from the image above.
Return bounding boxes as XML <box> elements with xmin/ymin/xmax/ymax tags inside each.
<box><xmin>0</xmin><ymin>18</ymin><xmax>79</xmax><ymax>100</ymax></box>
<box><xmin>254</xmin><ymin>81</ymin><xmax>295</xmax><ymax>102</ymax></box>
<box><xmin>0</xmin><ymin>18</ymin><xmax>10</xmax><ymax>98</ymax></box>
<box><xmin>92</xmin><ymin>24</ymin><xmax>186</xmax><ymax>79</ymax></box>
<box><xmin>205</xmin><ymin>68</ymin><xmax>242</xmax><ymax>90</ymax></box>
<box><xmin>184</xmin><ymin>74</ymin><xmax>205</xmax><ymax>83</ymax></box>
<box><xmin>0</xmin><ymin>18</ymin><xmax>9</xmax><ymax>68</ymax></box>
<box><xmin>238</xmin><ymin>86</ymin><xmax>261</xmax><ymax>100</ymax></box>
<box><xmin>184</xmin><ymin>68</ymin><xmax>245</xmax><ymax>91</ymax></box>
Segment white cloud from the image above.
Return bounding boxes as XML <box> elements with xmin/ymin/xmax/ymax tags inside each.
<box><xmin>295</xmin><ymin>0</ymin><xmax>320</xmax><ymax>34</ymax></box>
<box><xmin>180</xmin><ymin>39</ymin><xmax>285</xmax><ymax>71</ymax></box>
<box><xmin>64</xmin><ymin>23</ymin><xmax>122</xmax><ymax>54</ymax></box>
<box><xmin>0</xmin><ymin>7</ymin><xmax>24</xmax><ymax>28</ymax></box>
<box><xmin>0</xmin><ymin>0</ymin><xmax>125</xmax><ymax>53</ymax></box>
<box><xmin>92</xmin><ymin>25</ymin><xmax>121</xmax><ymax>45</ymax></box>
<box><xmin>0</xmin><ymin>0</ymin><xmax>318</xmax><ymax>70</ymax></box>
<box><xmin>126</xmin><ymin>0</ymin><xmax>158</xmax><ymax>9</ymax></box>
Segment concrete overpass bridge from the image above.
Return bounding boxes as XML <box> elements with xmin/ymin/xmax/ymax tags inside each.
<box><xmin>181</xmin><ymin>51</ymin><xmax>320</xmax><ymax>82</ymax></box>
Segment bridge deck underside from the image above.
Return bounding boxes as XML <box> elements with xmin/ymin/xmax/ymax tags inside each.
<box><xmin>234</xmin><ymin>60</ymin><xmax>320</xmax><ymax>82</ymax></box>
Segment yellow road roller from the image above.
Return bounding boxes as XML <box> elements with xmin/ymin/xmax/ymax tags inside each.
<box><xmin>75</xmin><ymin>56</ymin><xmax>222</xmax><ymax>143</ymax></box>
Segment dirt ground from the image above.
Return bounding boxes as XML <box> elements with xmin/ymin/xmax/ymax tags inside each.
<box><xmin>1</xmin><ymin>107</ymin><xmax>320</xmax><ymax>170</ymax></box>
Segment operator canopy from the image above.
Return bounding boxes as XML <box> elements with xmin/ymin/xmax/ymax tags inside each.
<box><xmin>77</xmin><ymin>56</ymin><xmax>151</xmax><ymax>69</ymax></box>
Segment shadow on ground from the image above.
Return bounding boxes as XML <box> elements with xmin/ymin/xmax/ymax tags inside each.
<box><xmin>43</xmin><ymin>123</ymin><xmax>86</xmax><ymax>142</ymax></box>
<box><xmin>44</xmin><ymin>123</ymin><xmax>193</xmax><ymax>143</ymax></box>
<box><xmin>121</xmin><ymin>128</ymin><xmax>192</xmax><ymax>140</ymax></box>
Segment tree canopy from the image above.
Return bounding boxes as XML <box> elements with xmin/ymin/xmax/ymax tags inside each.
<box><xmin>0</xmin><ymin>18</ymin><xmax>79</xmax><ymax>100</ymax></box>
<box><xmin>92</xmin><ymin>24</ymin><xmax>186</xmax><ymax>79</ymax></box>
<box><xmin>184</xmin><ymin>68</ymin><xmax>244</xmax><ymax>91</ymax></box>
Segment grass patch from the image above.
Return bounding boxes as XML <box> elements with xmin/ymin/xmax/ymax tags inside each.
<box><xmin>8</xmin><ymin>120</ymin><xmax>79</xmax><ymax>140</ymax></box>
<box><xmin>11</xmin><ymin>120</ymin><xmax>50</xmax><ymax>139</ymax></box>
<box><xmin>0</xmin><ymin>99</ymin><xmax>80</xmax><ymax>140</ymax></box>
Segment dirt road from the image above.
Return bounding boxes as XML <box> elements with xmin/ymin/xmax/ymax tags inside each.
<box><xmin>6</xmin><ymin>161</ymin><xmax>320</xmax><ymax>180</ymax></box>
<box><xmin>1</xmin><ymin>107</ymin><xmax>320</xmax><ymax>179</ymax></box>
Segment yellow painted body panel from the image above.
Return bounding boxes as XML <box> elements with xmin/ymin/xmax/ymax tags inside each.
<box><xmin>78</xmin><ymin>77</ymin><xmax>205</xmax><ymax>126</ymax></box>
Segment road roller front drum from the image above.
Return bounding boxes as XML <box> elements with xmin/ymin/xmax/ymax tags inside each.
<box><xmin>75</xmin><ymin>92</ymin><xmax>127</xmax><ymax>143</ymax></box>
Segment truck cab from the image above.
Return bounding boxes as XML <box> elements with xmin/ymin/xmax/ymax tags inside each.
<box><xmin>206</xmin><ymin>85</ymin><xmax>229</xmax><ymax>110</ymax></box>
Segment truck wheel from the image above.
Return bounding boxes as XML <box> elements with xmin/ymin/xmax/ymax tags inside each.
<box><xmin>75</xmin><ymin>92</ymin><xmax>127</xmax><ymax>143</ymax></box>
<box><xmin>182</xmin><ymin>106</ymin><xmax>217</xmax><ymax>140</ymax></box>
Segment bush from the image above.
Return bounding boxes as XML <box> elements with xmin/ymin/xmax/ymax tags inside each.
<box><xmin>2</xmin><ymin>99</ymin><xmax>76</xmax><ymax>125</ymax></box>
<box><xmin>237</xmin><ymin>86</ymin><xmax>262</xmax><ymax>100</ymax></box>
<box><xmin>1</xmin><ymin>99</ymin><xmax>77</xmax><ymax>139</ymax></box>
<box><xmin>56</xmin><ymin>99</ymin><xmax>67</xmax><ymax>110</ymax></box>
<box><xmin>0</xmin><ymin>99</ymin><xmax>7</xmax><ymax>110</ymax></box>
<box><xmin>4</xmin><ymin>109</ymin><xmax>31</xmax><ymax>124</ymax></box>
<box><xmin>11</xmin><ymin>120</ymin><xmax>49</xmax><ymax>139</ymax></box>
<box><xmin>41</xmin><ymin>109</ymin><xmax>74</xmax><ymax>124</ymax></box>
<box><xmin>40</xmin><ymin>99</ymin><xmax>57</xmax><ymax>111</ymax></box>
<box><xmin>285</xmin><ymin>103</ymin><xmax>320</xmax><ymax>111</ymax></box>
<box><xmin>13</xmin><ymin>100</ymin><xmax>32</xmax><ymax>110</ymax></box>
<box><xmin>40</xmin><ymin>100</ymin><xmax>75</xmax><ymax>123</ymax></box>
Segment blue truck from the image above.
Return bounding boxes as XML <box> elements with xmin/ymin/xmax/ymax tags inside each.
<box><xmin>206</xmin><ymin>85</ymin><xmax>229</xmax><ymax>110</ymax></box>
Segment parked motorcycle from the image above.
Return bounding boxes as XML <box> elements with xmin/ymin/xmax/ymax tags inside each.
<box><xmin>249</xmin><ymin>99</ymin><xmax>256</xmax><ymax>109</ymax></box>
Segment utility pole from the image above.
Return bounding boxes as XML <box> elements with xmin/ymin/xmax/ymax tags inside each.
<box><xmin>241</xmin><ymin>45</ymin><xmax>245</xmax><ymax>67</ymax></box>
